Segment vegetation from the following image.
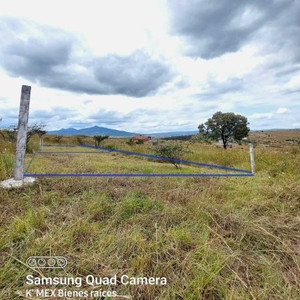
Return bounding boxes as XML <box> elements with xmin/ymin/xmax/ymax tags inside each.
<box><xmin>74</xmin><ymin>135</ymin><xmax>88</xmax><ymax>144</ymax></box>
<box><xmin>93</xmin><ymin>135</ymin><xmax>109</xmax><ymax>147</ymax></box>
<box><xmin>153</xmin><ymin>142</ymin><xmax>187</xmax><ymax>169</ymax></box>
<box><xmin>0</xmin><ymin>126</ymin><xmax>17</xmax><ymax>144</ymax></box>
<box><xmin>135</xmin><ymin>138</ymin><xmax>145</xmax><ymax>145</ymax></box>
<box><xmin>127</xmin><ymin>138</ymin><xmax>136</xmax><ymax>146</ymax></box>
<box><xmin>54</xmin><ymin>135</ymin><xmax>64</xmax><ymax>143</ymax></box>
<box><xmin>0</xmin><ymin>123</ymin><xmax>46</xmax><ymax>148</ymax></box>
<box><xmin>0</xmin><ymin>130</ymin><xmax>299</xmax><ymax>299</ymax></box>
<box><xmin>26</xmin><ymin>123</ymin><xmax>47</xmax><ymax>152</ymax></box>
<box><xmin>199</xmin><ymin>111</ymin><xmax>250</xmax><ymax>149</ymax></box>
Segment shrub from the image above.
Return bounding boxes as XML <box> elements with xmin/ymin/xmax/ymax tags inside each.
<box><xmin>126</xmin><ymin>138</ymin><xmax>135</xmax><ymax>146</ymax></box>
<box><xmin>153</xmin><ymin>142</ymin><xmax>186</xmax><ymax>169</ymax></box>
<box><xmin>136</xmin><ymin>139</ymin><xmax>145</xmax><ymax>145</ymax></box>
<box><xmin>54</xmin><ymin>135</ymin><xmax>63</xmax><ymax>143</ymax></box>
<box><xmin>75</xmin><ymin>135</ymin><xmax>87</xmax><ymax>144</ymax></box>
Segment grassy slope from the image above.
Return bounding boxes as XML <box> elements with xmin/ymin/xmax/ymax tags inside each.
<box><xmin>0</xmin><ymin>131</ymin><xmax>300</xmax><ymax>299</ymax></box>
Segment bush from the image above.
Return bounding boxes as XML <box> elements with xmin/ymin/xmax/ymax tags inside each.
<box><xmin>54</xmin><ymin>135</ymin><xmax>63</xmax><ymax>143</ymax></box>
<box><xmin>75</xmin><ymin>135</ymin><xmax>87</xmax><ymax>144</ymax></box>
<box><xmin>153</xmin><ymin>143</ymin><xmax>186</xmax><ymax>169</ymax></box>
<box><xmin>191</xmin><ymin>133</ymin><xmax>213</xmax><ymax>144</ymax></box>
<box><xmin>126</xmin><ymin>138</ymin><xmax>135</xmax><ymax>146</ymax></box>
<box><xmin>136</xmin><ymin>139</ymin><xmax>145</xmax><ymax>145</ymax></box>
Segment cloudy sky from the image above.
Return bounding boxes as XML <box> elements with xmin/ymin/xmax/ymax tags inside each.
<box><xmin>0</xmin><ymin>0</ymin><xmax>299</xmax><ymax>133</ymax></box>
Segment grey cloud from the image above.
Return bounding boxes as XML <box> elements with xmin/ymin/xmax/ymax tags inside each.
<box><xmin>0</xmin><ymin>108</ymin><xmax>19</xmax><ymax>119</ymax></box>
<box><xmin>87</xmin><ymin>108</ymin><xmax>174</xmax><ymax>129</ymax></box>
<box><xmin>0</xmin><ymin>17</ymin><xmax>74</xmax><ymax>79</ymax></box>
<box><xmin>248</xmin><ymin>112</ymin><xmax>297</xmax><ymax>130</ymax></box>
<box><xmin>284</xmin><ymin>89</ymin><xmax>300</xmax><ymax>95</ymax></box>
<box><xmin>194</xmin><ymin>78</ymin><xmax>244</xmax><ymax>100</ymax></box>
<box><xmin>168</xmin><ymin>0</ymin><xmax>294</xmax><ymax>59</ymax></box>
<box><xmin>0</xmin><ymin>108</ymin><xmax>21</xmax><ymax>127</ymax></box>
<box><xmin>87</xmin><ymin>110</ymin><xmax>133</xmax><ymax>125</ymax></box>
<box><xmin>30</xmin><ymin>107</ymin><xmax>77</xmax><ymax>120</ymax></box>
<box><xmin>45</xmin><ymin>52</ymin><xmax>172</xmax><ymax>97</ymax></box>
<box><xmin>87</xmin><ymin>108</ymin><xmax>167</xmax><ymax>127</ymax></box>
<box><xmin>0</xmin><ymin>17</ymin><xmax>173</xmax><ymax>97</ymax></box>
<box><xmin>92</xmin><ymin>52</ymin><xmax>172</xmax><ymax>97</ymax></box>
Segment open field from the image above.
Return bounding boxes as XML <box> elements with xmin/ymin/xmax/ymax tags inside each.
<box><xmin>23</xmin><ymin>144</ymin><xmax>252</xmax><ymax>176</ymax></box>
<box><xmin>0</xmin><ymin>130</ymin><xmax>300</xmax><ymax>299</ymax></box>
<box><xmin>249</xmin><ymin>129</ymin><xmax>300</xmax><ymax>148</ymax></box>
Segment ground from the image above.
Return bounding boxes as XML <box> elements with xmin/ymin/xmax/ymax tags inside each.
<box><xmin>0</xmin><ymin>130</ymin><xmax>299</xmax><ymax>299</ymax></box>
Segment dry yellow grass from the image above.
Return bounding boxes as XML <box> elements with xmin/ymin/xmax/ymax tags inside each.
<box><xmin>0</xmin><ymin>131</ymin><xmax>299</xmax><ymax>299</ymax></box>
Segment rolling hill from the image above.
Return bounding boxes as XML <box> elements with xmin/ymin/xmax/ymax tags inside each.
<box><xmin>47</xmin><ymin>125</ymin><xmax>198</xmax><ymax>137</ymax></box>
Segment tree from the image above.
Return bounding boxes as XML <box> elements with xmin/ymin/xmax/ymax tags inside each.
<box><xmin>26</xmin><ymin>123</ymin><xmax>47</xmax><ymax>152</ymax></box>
<box><xmin>198</xmin><ymin>111</ymin><xmax>250</xmax><ymax>149</ymax></box>
<box><xmin>93</xmin><ymin>135</ymin><xmax>109</xmax><ymax>147</ymax></box>
<box><xmin>26</xmin><ymin>123</ymin><xmax>47</xmax><ymax>146</ymax></box>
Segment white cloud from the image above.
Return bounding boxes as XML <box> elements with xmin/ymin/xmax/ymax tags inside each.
<box><xmin>0</xmin><ymin>0</ymin><xmax>300</xmax><ymax>132</ymax></box>
<box><xmin>276</xmin><ymin>107</ymin><xmax>287</xmax><ymax>114</ymax></box>
<box><xmin>250</xmin><ymin>113</ymin><xmax>273</xmax><ymax>120</ymax></box>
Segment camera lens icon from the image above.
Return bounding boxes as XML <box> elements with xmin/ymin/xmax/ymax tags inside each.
<box><xmin>38</xmin><ymin>258</ymin><xmax>47</xmax><ymax>267</ymax></box>
<box><xmin>26</xmin><ymin>256</ymin><xmax>67</xmax><ymax>269</ymax></box>
<box><xmin>47</xmin><ymin>258</ymin><xmax>56</xmax><ymax>267</ymax></box>
<box><xmin>27</xmin><ymin>258</ymin><xmax>37</xmax><ymax>267</ymax></box>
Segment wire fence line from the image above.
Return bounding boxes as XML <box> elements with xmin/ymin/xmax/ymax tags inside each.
<box><xmin>24</xmin><ymin>143</ymin><xmax>254</xmax><ymax>177</ymax></box>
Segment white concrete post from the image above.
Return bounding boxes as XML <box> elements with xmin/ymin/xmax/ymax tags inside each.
<box><xmin>39</xmin><ymin>137</ymin><xmax>43</xmax><ymax>150</ymax></box>
<box><xmin>14</xmin><ymin>85</ymin><xmax>31</xmax><ymax>180</ymax></box>
<box><xmin>249</xmin><ymin>143</ymin><xmax>255</xmax><ymax>175</ymax></box>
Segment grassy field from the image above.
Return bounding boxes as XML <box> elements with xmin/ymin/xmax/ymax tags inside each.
<box><xmin>0</xmin><ymin>130</ymin><xmax>299</xmax><ymax>299</ymax></box>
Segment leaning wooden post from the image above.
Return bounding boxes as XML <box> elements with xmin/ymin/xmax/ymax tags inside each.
<box><xmin>249</xmin><ymin>143</ymin><xmax>255</xmax><ymax>175</ymax></box>
<box><xmin>14</xmin><ymin>85</ymin><xmax>31</xmax><ymax>180</ymax></box>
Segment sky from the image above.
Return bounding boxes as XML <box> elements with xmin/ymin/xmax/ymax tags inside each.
<box><xmin>0</xmin><ymin>0</ymin><xmax>299</xmax><ymax>133</ymax></box>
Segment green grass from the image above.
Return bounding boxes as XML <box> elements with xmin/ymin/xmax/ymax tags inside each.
<box><xmin>0</xmin><ymin>134</ymin><xmax>300</xmax><ymax>299</ymax></box>
<box><xmin>25</xmin><ymin>144</ymin><xmax>252</xmax><ymax>176</ymax></box>
<box><xmin>0</xmin><ymin>148</ymin><xmax>15</xmax><ymax>181</ymax></box>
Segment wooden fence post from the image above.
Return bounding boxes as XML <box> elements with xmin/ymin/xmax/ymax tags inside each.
<box><xmin>14</xmin><ymin>85</ymin><xmax>31</xmax><ymax>180</ymax></box>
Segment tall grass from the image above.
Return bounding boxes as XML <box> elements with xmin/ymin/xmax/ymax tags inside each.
<box><xmin>0</xmin><ymin>133</ymin><xmax>300</xmax><ymax>299</ymax></box>
<box><xmin>0</xmin><ymin>148</ymin><xmax>14</xmax><ymax>180</ymax></box>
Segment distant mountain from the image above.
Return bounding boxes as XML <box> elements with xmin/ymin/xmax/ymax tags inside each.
<box><xmin>48</xmin><ymin>125</ymin><xmax>137</xmax><ymax>137</ymax></box>
<box><xmin>47</xmin><ymin>126</ymin><xmax>198</xmax><ymax>138</ymax></box>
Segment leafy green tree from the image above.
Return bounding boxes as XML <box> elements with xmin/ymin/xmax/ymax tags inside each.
<box><xmin>93</xmin><ymin>135</ymin><xmax>109</xmax><ymax>147</ymax></box>
<box><xmin>198</xmin><ymin>111</ymin><xmax>250</xmax><ymax>149</ymax></box>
